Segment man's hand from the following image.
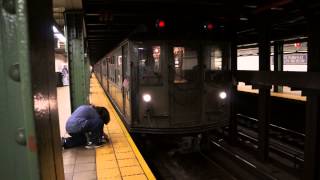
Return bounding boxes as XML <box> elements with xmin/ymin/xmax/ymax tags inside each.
<box><xmin>103</xmin><ymin>133</ymin><xmax>108</xmax><ymax>138</ymax></box>
<box><xmin>101</xmin><ymin>134</ymin><xmax>109</xmax><ymax>144</ymax></box>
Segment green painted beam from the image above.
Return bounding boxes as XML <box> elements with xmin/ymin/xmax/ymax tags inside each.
<box><xmin>0</xmin><ymin>0</ymin><xmax>40</xmax><ymax>179</ymax></box>
<box><xmin>69</xmin><ymin>39</ymin><xmax>89</xmax><ymax>109</ymax></box>
<box><xmin>1</xmin><ymin>0</ymin><xmax>65</xmax><ymax>179</ymax></box>
<box><xmin>65</xmin><ymin>11</ymin><xmax>90</xmax><ymax>111</ymax></box>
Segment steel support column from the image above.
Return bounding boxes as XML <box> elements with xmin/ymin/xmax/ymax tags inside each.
<box><xmin>1</xmin><ymin>0</ymin><xmax>65</xmax><ymax>178</ymax></box>
<box><xmin>257</xmin><ymin>88</ymin><xmax>270</xmax><ymax>161</ymax></box>
<box><xmin>229</xmin><ymin>40</ymin><xmax>238</xmax><ymax>144</ymax></box>
<box><xmin>27</xmin><ymin>0</ymin><xmax>65</xmax><ymax>179</ymax></box>
<box><xmin>198</xmin><ymin>44</ymin><xmax>206</xmax><ymax>124</ymax></box>
<box><xmin>273</xmin><ymin>41</ymin><xmax>283</xmax><ymax>92</ymax></box>
<box><xmin>0</xmin><ymin>0</ymin><xmax>41</xmax><ymax>179</ymax></box>
<box><xmin>257</xmin><ymin>20</ymin><xmax>271</xmax><ymax>161</ymax></box>
<box><xmin>304</xmin><ymin>15</ymin><xmax>320</xmax><ymax>180</ymax></box>
<box><xmin>65</xmin><ymin>11</ymin><xmax>90</xmax><ymax>111</ymax></box>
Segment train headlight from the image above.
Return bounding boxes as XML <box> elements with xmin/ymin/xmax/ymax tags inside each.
<box><xmin>219</xmin><ymin>91</ymin><xmax>227</xmax><ymax>99</ymax></box>
<box><xmin>142</xmin><ymin>94</ymin><xmax>152</xmax><ymax>102</ymax></box>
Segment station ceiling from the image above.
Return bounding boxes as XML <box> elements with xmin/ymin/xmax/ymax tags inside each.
<box><xmin>53</xmin><ymin>0</ymin><xmax>320</xmax><ymax>64</ymax></box>
<box><xmin>53</xmin><ymin>0</ymin><xmax>82</xmax><ymax>28</ymax></box>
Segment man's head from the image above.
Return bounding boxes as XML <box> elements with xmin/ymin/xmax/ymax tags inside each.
<box><xmin>94</xmin><ymin>106</ymin><xmax>110</xmax><ymax>124</ymax></box>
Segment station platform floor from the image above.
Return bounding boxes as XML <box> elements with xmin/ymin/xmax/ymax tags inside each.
<box><xmin>58</xmin><ymin>76</ymin><xmax>155</xmax><ymax>180</ymax></box>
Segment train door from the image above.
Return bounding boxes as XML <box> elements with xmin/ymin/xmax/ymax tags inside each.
<box><xmin>94</xmin><ymin>61</ymin><xmax>102</xmax><ymax>83</ymax></box>
<box><xmin>102</xmin><ymin>59</ymin><xmax>108</xmax><ymax>91</ymax></box>
<box><xmin>99</xmin><ymin>61</ymin><xmax>103</xmax><ymax>83</ymax></box>
<box><xmin>135</xmin><ymin>42</ymin><xmax>168</xmax><ymax>127</ymax></box>
<box><xmin>203</xmin><ymin>43</ymin><xmax>231</xmax><ymax>126</ymax></box>
<box><xmin>108</xmin><ymin>56</ymin><xmax>116</xmax><ymax>97</ymax></box>
<box><xmin>122</xmin><ymin>44</ymin><xmax>131</xmax><ymax>121</ymax></box>
<box><xmin>106</xmin><ymin>57</ymin><xmax>110</xmax><ymax>92</ymax></box>
<box><xmin>169</xmin><ymin>44</ymin><xmax>202</xmax><ymax>126</ymax></box>
<box><xmin>115</xmin><ymin>50</ymin><xmax>124</xmax><ymax>111</ymax></box>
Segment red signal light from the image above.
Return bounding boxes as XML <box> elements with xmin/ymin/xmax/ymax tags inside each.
<box><xmin>207</xmin><ymin>23</ymin><xmax>214</xmax><ymax>30</ymax></box>
<box><xmin>158</xmin><ymin>20</ymin><xmax>165</xmax><ymax>28</ymax></box>
<box><xmin>156</xmin><ymin>19</ymin><xmax>165</xmax><ymax>28</ymax></box>
<box><xmin>204</xmin><ymin>22</ymin><xmax>215</xmax><ymax>31</ymax></box>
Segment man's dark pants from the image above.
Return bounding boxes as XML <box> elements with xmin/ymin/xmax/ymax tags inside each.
<box><xmin>63</xmin><ymin>133</ymin><xmax>87</xmax><ymax>148</ymax></box>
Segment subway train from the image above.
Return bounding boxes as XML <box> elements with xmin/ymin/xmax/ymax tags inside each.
<box><xmin>94</xmin><ymin>35</ymin><xmax>232</xmax><ymax>134</ymax></box>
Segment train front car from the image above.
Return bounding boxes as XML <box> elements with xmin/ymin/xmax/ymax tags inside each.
<box><xmin>130</xmin><ymin>40</ymin><xmax>232</xmax><ymax>134</ymax></box>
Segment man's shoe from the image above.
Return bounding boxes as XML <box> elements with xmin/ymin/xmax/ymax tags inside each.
<box><xmin>61</xmin><ymin>137</ymin><xmax>66</xmax><ymax>148</ymax></box>
<box><xmin>101</xmin><ymin>137</ymin><xmax>109</xmax><ymax>144</ymax></box>
<box><xmin>84</xmin><ymin>142</ymin><xmax>103</xmax><ymax>149</ymax></box>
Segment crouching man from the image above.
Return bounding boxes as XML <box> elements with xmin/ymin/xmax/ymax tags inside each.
<box><xmin>62</xmin><ymin>105</ymin><xmax>110</xmax><ymax>149</ymax></box>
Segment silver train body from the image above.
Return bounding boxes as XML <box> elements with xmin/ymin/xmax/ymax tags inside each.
<box><xmin>94</xmin><ymin>39</ymin><xmax>232</xmax><ymax>134</ymax></box>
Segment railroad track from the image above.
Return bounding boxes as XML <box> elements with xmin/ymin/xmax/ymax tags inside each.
<box><xmin>237</xmin><ymin>113</ymin><xmax>305</xmax><ymax>150</ymax></box>
<box><xmin>218</xmin><ymin>114</ymin><xmax>305</xmax><ymax>169</ymax></box>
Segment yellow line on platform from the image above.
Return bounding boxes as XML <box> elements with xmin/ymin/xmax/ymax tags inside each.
<box><xmin>90</xmin><ymin>75</ymin><xmax>156</xmax><ymax>180</ymax></box>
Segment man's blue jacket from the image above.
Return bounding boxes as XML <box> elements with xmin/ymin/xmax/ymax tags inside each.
<box><xmin>66</xmin><ymin>105</ymin><xmax>104</xmax><ymax>142</ymax></box>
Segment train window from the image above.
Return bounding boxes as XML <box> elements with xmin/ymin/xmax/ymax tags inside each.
<box><xmin>108</xmin><ymin>56</ymin><xmax>116</xmax><ymax>82</ymax></box>
<box><xmin>122</xmin><ymin>44</ymin><xmax>130</xmax><ymax>78</ymax></box>
<box><xmin>138</xmin><ymin>46</ymin><xmax>162</xmax><ymax>85</ymax></box>
<box><xmin>209</xmin><ymin>48</ymin><xmax>222</xmax><ymax>70</ymax></box>
<box><xmin>153</xmin><ymin>46</ymin><xmax>161</xmax><ymax>73</ymax></box>
<box><xmin>102</xmin><ymin>59</ymin><xmax>107</xmax><ymax>77</ymax></box>
<box><xmin>173</xmin><ymin>47</ymin><xmax>198</xmax><ymax>83</ymax></box>
<box><xmin>122</xmin><ymin>44</ymin><xmax>130</xmax><ymax>89</ymax></box>
<box><xmin>116</xmin><ymin>55</ymin><xmax>122</xmax><ymax>86</ymax></box>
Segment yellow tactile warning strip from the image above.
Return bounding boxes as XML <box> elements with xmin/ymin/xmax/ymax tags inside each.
<box><xmin>89</xmin><ymin>75</ymin><xmax>156</xmax><ymax>180</ymax></box>
<box><xmin>237</xmin><ymin>86</ymin><xmax>306</xmax><ymax>101</ymax></box>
